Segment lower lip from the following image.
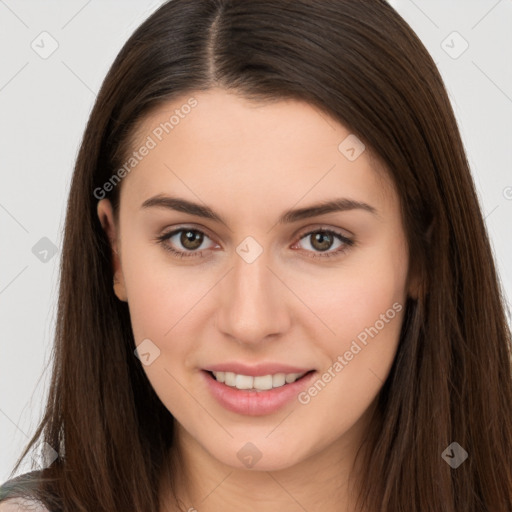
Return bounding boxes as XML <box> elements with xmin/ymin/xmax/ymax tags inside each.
<box><xmin>201</xmin><ymin>370</ymin><xmax>317</xmax><ymax>416</ymax></box>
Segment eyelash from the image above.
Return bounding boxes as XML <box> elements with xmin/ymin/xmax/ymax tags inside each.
<box><xmin>155</xmin><ymin>226</ymin><xmax>355</xmax><ymax>260</ymax></box>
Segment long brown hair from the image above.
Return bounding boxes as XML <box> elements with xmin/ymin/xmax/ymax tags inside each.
<box><xmin>2</xmin><ymin>1</ymin><xmax>512</xmax><ymax>510</ymax></box>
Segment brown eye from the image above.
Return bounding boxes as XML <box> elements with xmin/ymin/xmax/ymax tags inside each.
<box><xmin>309</xmin><ymin>232</ymin><xmax>335</xmax><ymax>251</ymax></box>
<box><xmin>294</xmin><ymin>228</ymin><xmax>354</xmax><ymax>259</ymax></box>
<box><xmin>180</xmin><ymin>230</ymin><xmax>204</xmax><ymax>250</ymax></box>
<box><xmin>156</xmin><ymin>227</ymin><xmax>217</xmax><ymax>259</ymax></box>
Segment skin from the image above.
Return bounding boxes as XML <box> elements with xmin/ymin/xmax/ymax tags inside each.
<box><xmin>97</xmin><ymin>88</ymin><xmax>418</xmax><ymax>512</ymax></box>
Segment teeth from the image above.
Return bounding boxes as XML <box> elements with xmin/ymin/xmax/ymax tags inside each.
<box><xmin>285</xmin><ymin>373</ymin><xmax>299</xmax><ymax>383</ymax></box>
<box><xmin>225</xmin><ymin>372</ymin><xmax>236</xmax><ymax>386</ymax></box>
<box><xmin>272</xmin><ymin>373</ymin><xmax>286</xmax><ymax>387</ymax></box>
<box><xmin>212</xmin><ymin>371</ymin><xmax>306</xmax><ymax>390</ymax></box>
<box><xmin>254</xmin><ymin>375</ymin><xmax>273</xmax><ymax>390</ymax></box>
<box><xmin>235</xmin><ymin>374</ymin><xmax>254</xmax><ymax>389</ymax></box>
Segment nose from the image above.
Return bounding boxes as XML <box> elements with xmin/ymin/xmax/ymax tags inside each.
<box><xmin>215</xmin><ymin>250</ymin><xmax>292</xmax><ymax>346</ymax></box>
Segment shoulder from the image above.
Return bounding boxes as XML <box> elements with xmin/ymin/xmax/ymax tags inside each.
<box><xmin>0</xmin><ymin>471</ymin><xmax>49</xmax><ymax>511</ymax></box>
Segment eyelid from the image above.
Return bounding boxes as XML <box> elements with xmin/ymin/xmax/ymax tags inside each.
<box><xmin>291</xmin><ymin>226</ymin><xmax>354</xmax><ymax>257</ymax></box>
<box><xmin>159</xmin><ymin>223</ymin><xmax>353</xmax><ymax>243</ymax></box>
<box><xmin>293</xmin><ymin>223</ymin><xmax>354</xmax><ymax>240</ymax></box>
<box><xmin>157</xmin><ymin>225</ymin><xmax>220</xmax><ymax>252</ymax></box>
<box><xmin>158</xmin><ymin>223</ymin><xmax>220</xmax><ymax>244</ymax></box>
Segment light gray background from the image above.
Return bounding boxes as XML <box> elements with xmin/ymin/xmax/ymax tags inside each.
<box><xmin>1</xmin><ymin>0</ymin><xmax>511</xmax><ymax>481</ymax></box>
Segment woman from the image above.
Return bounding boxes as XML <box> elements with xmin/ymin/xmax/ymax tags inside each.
<box><xmin>1</xmin><ymin>0</ymin><xmax>511</xmax><ymax>511</ymax></box>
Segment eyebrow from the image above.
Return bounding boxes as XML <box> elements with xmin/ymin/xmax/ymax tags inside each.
<box><xmin>140</xmin><ymin>194</ymin><xmax>378</xmax><ymax>225</ymax></box>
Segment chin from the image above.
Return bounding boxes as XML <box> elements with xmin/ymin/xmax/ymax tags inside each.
<box><xmin>207</xmin><ymin>436</ymin><xmax>311</xmax><ymax>472</ymax></box>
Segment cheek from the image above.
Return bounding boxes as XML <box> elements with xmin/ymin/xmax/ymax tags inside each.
<box><xmin>121</xmin><ymin>239</ymin><xmax>204</xmax><ymax>342</ymax></box>
<box><xmin>295</xmin><ymin>248</ymin><xmax>407</xmax><ymax>441</ymax></box>
<box><xmin>294</xmin><ymin>235</ymin><xmax>408</xmax><ymax>366</ymax></box>
<box><xmin>121</xmin><ymin>250</ymin><xmax>204</xmax><ymax>415</ymax></box>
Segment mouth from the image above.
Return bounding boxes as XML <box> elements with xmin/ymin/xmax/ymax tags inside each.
<box><xmin>201</xmin><ymin>368</ymin><xmax>317</xmax><ymax>416</ymax></box>
<box><xmin>205</xmin><ymin>369</ymin><xmax>315</xmax><ymax>392</ymax></box>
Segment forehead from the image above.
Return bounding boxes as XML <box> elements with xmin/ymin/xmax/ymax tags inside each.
<box><xmin>120</xmin><ymin>88</ymin><xmax>395</xmax><ymax>219</ymax></box>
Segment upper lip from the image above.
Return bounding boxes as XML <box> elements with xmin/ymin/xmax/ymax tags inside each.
<box><xmin>203</xmin><ymin>362</ymin><xmax>314</xmax><ymax>377</ymax></box>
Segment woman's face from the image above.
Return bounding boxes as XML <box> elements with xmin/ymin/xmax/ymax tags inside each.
<box><xmin>98</xmin><ymin>88</ymin><xmax>413</xmax><ymax>472</ymax></box>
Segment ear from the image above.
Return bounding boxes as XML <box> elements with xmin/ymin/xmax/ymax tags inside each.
<box><xmin>408</xmin><ymin>222</ymin><xmax>433</xmax><ymax>301</ymax></box>
<box><xmin>97</xmin><ymin>199</ymin><xmax>127</xmax><ymax>302</ymax></box>
<box><xmin>407</xmin><ymin>274</ymin><xmax>420</xmax><ymax>301</ymax></box>
<box><xmin>407</xmin><ymin>265</ymin><xmax>425</xmax><ymax>301</ymax></box>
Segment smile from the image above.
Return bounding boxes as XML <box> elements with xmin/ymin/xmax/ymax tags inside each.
<box><xmin>202</xmin><ymin>369</ymin><xmax>317</xmax><ymax>416</ymax></box>
<box><xmin>210</xmin><ymin>370</ymin><xmax>308</xmax><ymax>391</ymax></box>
